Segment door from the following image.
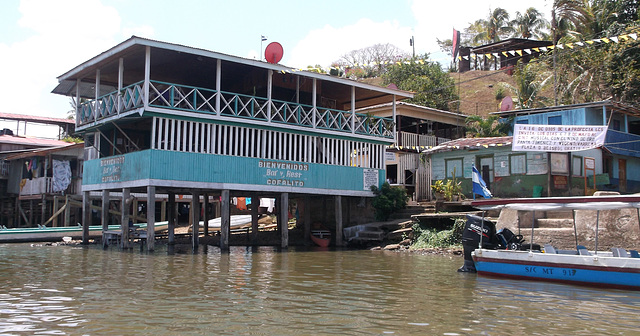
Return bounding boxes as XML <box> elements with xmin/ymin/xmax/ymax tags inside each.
<box><xmin>477</xmin><ymin>156</ymin><xmax>494</xmax><ymax>190</ymax></box>
<box><xmin>619</xmin><ymin>159</ymin><xmax>627</xmax><ymax>193</ymax></box>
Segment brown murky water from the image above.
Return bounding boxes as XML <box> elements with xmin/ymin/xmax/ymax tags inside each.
<box><xmin>1</xmin><ymin>243</ymin><xmax>640</xmax><ymax>335</ymax></box>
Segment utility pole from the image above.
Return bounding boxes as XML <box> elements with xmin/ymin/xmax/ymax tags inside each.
<box><xmin>410</xmin><ymin>36</ymin><xmax>415</xmax><ymax>58</ymax></box>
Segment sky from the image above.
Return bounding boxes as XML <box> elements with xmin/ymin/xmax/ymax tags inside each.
<box><xmin>0</xmin><ymin>0</ymin><xmax>551</xmax><ymax>133</ymax></box>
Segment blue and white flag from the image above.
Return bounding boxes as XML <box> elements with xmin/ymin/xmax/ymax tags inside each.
<box><xmin>472</xmin><ymin>164</ymin><xmax>492</xmax><ymax>199</ymax></box>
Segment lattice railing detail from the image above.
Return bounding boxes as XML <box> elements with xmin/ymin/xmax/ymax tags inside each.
<box><xmin>77</xmin><ymin>80</ymin><xmax>394</xmax><ymax>138</ymax></box>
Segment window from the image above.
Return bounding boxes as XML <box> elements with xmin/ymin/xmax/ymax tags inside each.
<box><xmin>548</xmin><ymin>116</ymin><xmax>562</xmax><ymax>125</ymax></box>
<box><xmin>510</xmin><ymin>154</ymin><xmax>526</xmax><ymax>175</ymax></box>
<box><xmin>572</xmin><ymin>155</ymin><xmax>583</xmax><ymax>176</ymax></box>
<box><xmin>445</xmin><ymin>158</ymin><xmax>463</xmax><ymax>178</ymax></box>
<box><xmin>516</xmin><ymin>119</ymin><xmax>529</xmax><ymax>124</ymax></box>
<box><xmin>613</xmin><ymin>119</ymin><xmax>621</xmax><ymax>131</ymax></box>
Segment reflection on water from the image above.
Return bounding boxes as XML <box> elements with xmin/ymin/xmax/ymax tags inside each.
<box><xmin>1</xmin><ymin>243</ymin><xmax>640</xmax><ymax>335</ymax></box>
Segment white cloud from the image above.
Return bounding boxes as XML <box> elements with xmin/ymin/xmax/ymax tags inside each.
<box><xmin>288</xmin><ymin>18</ymin><xmax>412</xmax><ymax>69</ymax></box>
<box><xmin>0</xmin><ymin>0</ymin><xmax>123</xmax><ymax>118</ymax></box>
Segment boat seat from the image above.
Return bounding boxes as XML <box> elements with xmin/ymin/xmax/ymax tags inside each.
<box><xmin>577</xmin><ymin>245</ymin><xmax>591</xmax><ymax>256</ymax></box>
<box><xmin>543</xmin><ymin>244</ymin><xmax>557</xmax><ymax>254</ymax></box>
<box><xmin>612</xmin><ymin>247</ymin><xmax>629</xmax><ymax>258</ymax></box>
<box><xmin>630</xmin><ymin>250</ymin><xmax>640</xmax><ymax>258</ymax></box>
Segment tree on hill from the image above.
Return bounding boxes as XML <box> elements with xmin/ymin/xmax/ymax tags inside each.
<box><xmin>512</xmin><ymin>7</ymin><xmax>549</xmax><ymax>39</ymax></box>
<box><xmin>465</xmin><ymin>115</ymin><xmax>512</xmax><ymax>137</ymax></box>
<box><xmin>333</xmin><ymin>43</ymin><xmax>408</xmax><ymax>79</ymax></box>
<box><xmin>473</xmin><ymin>8</ymin><xmax>515</xmax><ymax>44</ymax></box>
<box><xmin>382</xmin><ymin>55</ymin><xmax>459</xmax><ymax>111</ymax></box>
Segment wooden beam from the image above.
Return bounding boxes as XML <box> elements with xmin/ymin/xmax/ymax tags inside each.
<box><xmin>220</xmin><ymin>189</ymin><xmax>230</xmax><ymax>251</ymax></box>
<box><xmin>147</xmin><ymin>186</ymin><xmax>156</xmax><ymax>251</ymax></box>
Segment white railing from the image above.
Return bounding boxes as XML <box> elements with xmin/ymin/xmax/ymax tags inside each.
<box><xmin>399</xmin><ymin>132</ymin><xmax>450</xmax><ymax>147</ymax></box>
<box><xmin>78</xmin><ymin>80</ymin><xmax>394</xmax><ymax>139</ymax></box>
<box><xmin>19</xmin><ymin>177</ymin><xmax>81</xmax><ymax>196</ymax></box>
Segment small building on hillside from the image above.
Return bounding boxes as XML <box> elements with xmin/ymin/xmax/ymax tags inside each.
<box><xmin>51</xmin><ymin>36</ymin><xmax>413</xmax><ymax>250</ymax></box>
<box><xmin>458</xmin><ymin>38</ymin><xmax>552</xmax><ymax>73</ymax></box>
<box><xmin>358</xmin><ymin>102</ymin><xmax>466</xmax><ymax>200</ymax></box>
<box><xmin>425</xmin><ymin>101</ymin><xmax>640</xmax><ymax>198</ymax></box>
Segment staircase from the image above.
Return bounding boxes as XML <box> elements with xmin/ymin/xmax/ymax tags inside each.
<box><xmin>343</xmin><ymin>202</ymin><xmax>436</xmax><ymax>245</ymax></box>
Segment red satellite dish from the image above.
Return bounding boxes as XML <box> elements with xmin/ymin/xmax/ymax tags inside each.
<box><xmin>265</xmin><ymin>42</ymin><xmax>284</xmax><ymax>64</ymax></box>
<box><xmin>500</xmin><ymin>96</ymin><xmax>514</xmax><ymax>111</ymax></box>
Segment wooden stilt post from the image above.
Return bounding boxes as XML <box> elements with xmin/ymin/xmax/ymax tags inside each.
<box><xmin>335</xmin><ymin>195</ymin><xmax>343</xmax><ymax>246</ymax></box>
<box><xmin>251</xmin><ymin>196</ymin><xmax>259</xmax><ymax>245</ymax></box>
<box><xmin>168</xmin><ymin>191</ymin><xmax>176</xmax><ymax>245</ymax></box>
<box><xmin>41</xmin><ymin>195</ymin><xmax>46</xmax><ymax>226</ymax></box>
<box><xmin>52</xmin><ymin>196</ymin><xmax>59</xmax><ymax>227</ymax></box>
<box><xmin>203</xmin><ymin>193</ymin><xmax>209</xmax><ymax>237</ymax></box>
<box><xmin>121</xmin><ymin>188</ymin><xmax>131</xmax><ymax>249</ymax></box>
<box><xmin>102</xmin><ymin>190</ymin><xmax>109</xmax><ymax>248</ymax></box>
<box><xmin>304</xmin><ymin>195</ymin><xmax>311</xmax><ymax>245</ymax></box>
<box><xmin>147</xmin><ymin>186</ymin><xmax>156</xmax><ymax>251</ymax></box>
<box><xmin>82</xmin><ymin>191</ymin><xmax>91</xmax><ymax>244</ymax></box>
<box><xmin>281</xmin><ymin>192</ymin><xmax>289</xmax><ymax>249</ymax></box>
<box><xmin>191</xmin><ymin>190</ymin><xmax>200</xmax><ymax>251</ymax></box>
<box><xmin>220</xmin><ymin>189</ymin><xmax>230</xmax><ymax>251</ymax></box>
<box><xmin>161</xmin><ymin>199</ymin><xmax>166</xmax><ymax>221</ymax></box>
<box><xmin>64</xmin><ymin>195</ymin><xmax>70</xmax><ymax>227</ymax></box>
<box><xmin>132</xmin><ymin>198</ymin><xmax>139</xmax><ymax>223</ymax></box>
<box><xmin>29</xmin><ymin>199</ymin><xmax>33</xmax><ymax>227</ymax></box>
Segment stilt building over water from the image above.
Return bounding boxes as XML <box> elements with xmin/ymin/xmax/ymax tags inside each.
<box><xmin>52</xmin><ymin>36</ymin><xmax>413</xmax><ymax>251</ymax></box>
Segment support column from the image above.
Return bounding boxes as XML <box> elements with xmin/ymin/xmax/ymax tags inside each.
<box><xmin>304</xmin><ymin>196</ymin><xmax>311</xmax><ymax>245</ymax></box>
<box><xmin>335</xmin><ymin>195</ymin><xmax>343</xmax><ymax>246</ymax></box>
<box><xmin>168</xmin><ymin>191</ymin><xmax>176</xmax><ymax>245</ymax></box>
<box><xmin>52</xmin><ymin>196</ymin><xmax>59</xmax><ymax>227</ymax></box>
<box><xmin>147</xmin><ymin>186</ymin><xmax>156</xmax><ymax>251</ymax></box>
<box><xmin>82</xmin><ymin>191</ymin><xmax>91</xmax><ymax>245</ymax></box>
<box><xmin>64</xmin><ymin>195</ymin><xmax>70</xmax><ymax>226</ymax></box>
<box><xmin>191</xmin><ymin>190</ymin><xmax>200</xmax><ymax>251</ymax></box>
<box><xmin>101</xmin><ymin>190</ymin><xmax>109</xmax><ymax>248</ymax></box>
<box><xmin>220</xmin><ymin>189</ymin><xmax>230</xmax><ymax>251</ymax></box>
<box><xmin>40</xmin><ymin>195</ymin><xmax>46</xmax><ymax>226</ymax></box>
<box><xmin>280</xmin><ymin>192</ymin><xmax>289</xmax><ymax>249</ymax></box>
<box><xmin>251</xmin><ymin>196</ymin><xmax>259</xmax><ymax>245</ymax></box>
<box><xmin>203</xmin><ymin>193</ymin><xmax>209</xmax><ymax>237</ymax></box>
<box><xmin>121</xmin><ymin>188</ymin><xmax>130</xmax><ymax>249</ymax></box>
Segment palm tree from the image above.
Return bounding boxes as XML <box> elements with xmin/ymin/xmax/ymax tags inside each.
<box><xmin>550</xmin><ymin>0</ymin><xmax>589</xmax><ymax>44</ymax></box>
<box><xmin>501</xmin><ymin>63</ymin><xmax>551</xmax><ymax>109</ymax></box>
<box><xmin>512</xmin><ymin>7</ymin><xmax>549</xmax><ymax>39</ymax></box>
<box><xmin>465</xmin><ymin>115</ymin><xmax>511</xmax><ymax>138</ymax></box>
<box><xmin>473</xmin><ymin>8</ymin><xmax>515</xmax><ymax>44</ymax></box>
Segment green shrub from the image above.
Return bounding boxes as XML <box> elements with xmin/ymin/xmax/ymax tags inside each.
<box><xmin>370</xmin><ymin>182</ymin><xmax>408</xmax><ymax>221</ymax></box>
<box><xmin>411</xmin><ymin>217</ymin><xmax>465</xmax><ymax>249</ymax></box>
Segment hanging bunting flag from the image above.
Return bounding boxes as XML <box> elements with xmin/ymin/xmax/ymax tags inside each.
<box><xmin>501</xmin><ymin>51</ymin><xmax>508</xmax><ymax>57</ymax></box>
<box><xmin>611</xmin><ymin>36</ymin><xmax>618</xmax><ymax>43</ymax></box>
<box><xmin>602</xmin><ymin>37</ymin><xmax>611</xmax><ymax>43</ymax></box>
<box><xmin>630</xmin><ymin>33</ymin><xmax>638</xmax><ymax>40</ymax></box>
<box><xmin>524</xmin><ymin>49</ymin><xmax>532</xmax><ymax>54</ymax></box>
<box><xmin>540</xmin><ymin>47</ymin><xmax>547</xmax><ymax>52</ymax></box>
<box><xmin>508</xmin><ymin>50</ymin><xmax>515</xmax><ymax>56</ymax></box>
<box><xmin>566</xmin><ymin>43</ymin><xmax>573</xmax><ymax>48</ymax></box>
<box><xmin>548</xmin><ymin>45</ymin><xmax>555</xmax><ymax>50</ymax></box>
<box><xmin>492</xmin><ymin>52</ymin><xmax>499</xmax><ymax>58</ymax></box>
<box><xmin>576</xmin><ymin>42</ymin><xmax>584</xmax><ymax>46</ymax></box>
<box><xmin>532</xmin><ymin>47</ymin><xmax>540</xmax><ymax>52</ymax></box>
<box><xmin>485</xmin><ymin>54</ymin><xmax>492</xmax><ymax>60</ymax></box>
<box><xmin>471</xmin><ymin>54</ymin><xmax>476</xmax><ymax>59</ymax></box>
<box><xmin>557</xmin><ymin>44</ymin><xmax>564</xmax><ymax>49</ymax></box>
<box><xmin>516</xmin><ymin>50</ymin><xmax>523</xmax><ymax>56</ymax></box>
<box><xmin>619</xmin><ymin>34</ymin><xmax>629</xmax><ymax>41</ymax></box>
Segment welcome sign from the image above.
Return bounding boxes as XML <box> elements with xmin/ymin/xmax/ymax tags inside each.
<box><xmin>512</xmin><ymin>124</ymin><xmax>607</xmax><ymax>152</ymax></box>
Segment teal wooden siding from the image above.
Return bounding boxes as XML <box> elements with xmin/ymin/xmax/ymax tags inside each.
<box><xmin>83</xmin><ymin>150</ymin><xmax>384</xmax><ymax>194</ymax></box>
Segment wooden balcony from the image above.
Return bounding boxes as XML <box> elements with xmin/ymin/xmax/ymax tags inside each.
<box><xmin>77</xmin><ymin>80</ymin><xmax>394</xmax><ymax>139</ymax></box>
<box><xmin>19</xmin><ymin>177</ymin><xmax>82</xmax><ymax>197</ymax></box>
<box><xmin>397</xmin><ymin>131</ymin><xmax>450</xmax><ymax>148</ymax></box>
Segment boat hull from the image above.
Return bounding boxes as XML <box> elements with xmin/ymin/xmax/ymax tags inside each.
<box><xmin>472</xmin><ymin>249</ymin><xmax>640</xmax><ymax>290</ymax></box>
<box><xmin>0</xmin><ymin>222</ymin><xmax>169</xmax><ymax>243</ymax></box>
<box><xmin>311</xmin><ymin>230</ymin><xmax>331</xmax><ymax>247</ymax></box>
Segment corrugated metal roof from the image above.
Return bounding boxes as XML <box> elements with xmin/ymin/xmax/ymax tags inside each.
<box><xmin>0</xmin><ymin>112</ymin><xmax>75</xmax><ymax>126</ymax></box>
<box><xmin>3</xmin><ymin>143</ymin><xmax>84</xmax><ymax>161</ymax></box>
<box><xmin>0</xmin><ymin>135</ymin><xmax>71</xmax><ymax>147</ymax></box>
<box><xmin>422</xmin><ymin>136</ymin><xmax>512</xmax><ymax>154</ymax></box>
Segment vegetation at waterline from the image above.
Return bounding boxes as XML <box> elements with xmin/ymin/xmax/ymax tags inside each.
<box><xmin>411</xmin><ymin>218</ymin><xmax>465</xmax><ymax>249</ymax></box>
<box><xmin>370</xmin><ymin>182</ymin><xmax>408</xmax><ymax>221</ymax></box>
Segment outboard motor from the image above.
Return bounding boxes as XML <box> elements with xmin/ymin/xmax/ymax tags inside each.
<box><xmin>458</xmin><ymin>214</ymin><xmax>499</xmax><ymax>273</ymax></box>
